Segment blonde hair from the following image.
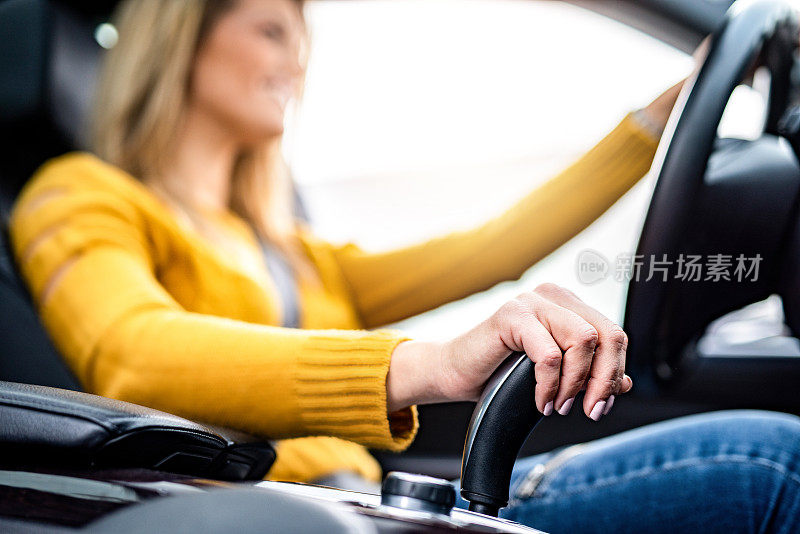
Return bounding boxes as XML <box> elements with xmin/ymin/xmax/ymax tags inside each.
<box><xmin>90</xmin><ymin>0</ymin><xmax>317</xmax><ymax>283</ymax></box>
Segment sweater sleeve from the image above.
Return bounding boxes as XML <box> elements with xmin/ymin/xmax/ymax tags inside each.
<box><xmin>8</xmin><ymin>168</ymin><xmax>417</xmax><ymax>452</ymax></box>
<box><xmin>329</xmin><ymin>112</ymin><xmax>660</xmax><ymax>328</ymax></box>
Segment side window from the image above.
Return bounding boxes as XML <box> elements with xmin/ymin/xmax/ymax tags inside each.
<box><xmin>287</xmin><ymin>0</ymin><xmax>691</xmax><ymax>334</ymax></box>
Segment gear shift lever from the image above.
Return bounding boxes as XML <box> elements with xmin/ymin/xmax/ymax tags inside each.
<box><xmin>460</xmin><ymin>353</ymin><xmax>543</xmax><ymax>517</ymax></box>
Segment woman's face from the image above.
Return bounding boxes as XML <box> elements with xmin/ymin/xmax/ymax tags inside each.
<box><xmin>189</xmin><ymin>0</ymin><xmax>305</xmax><ymax>145</ymax></box>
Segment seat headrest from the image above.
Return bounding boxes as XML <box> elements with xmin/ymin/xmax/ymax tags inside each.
<box><xmin>0</xmin><ymin>0</ymin><xmax>103</xmax><ymax>220</ymax></box>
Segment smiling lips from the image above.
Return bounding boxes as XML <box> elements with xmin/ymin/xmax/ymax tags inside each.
<box><xmin>263</xmin><ymin>80</ymin><xmax>293</xmax><ymax>108</ymax></box>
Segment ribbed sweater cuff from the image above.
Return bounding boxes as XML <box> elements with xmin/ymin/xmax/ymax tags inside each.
<box><xmin>295</xmin><ymin>328</ymin><xmax>418</xmax><ymax>451</ymax></box>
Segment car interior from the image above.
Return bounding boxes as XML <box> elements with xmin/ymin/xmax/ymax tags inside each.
<box><xmin>2</xmin><ymin>0</ymin><xmax>800</xmax><ymax>531</ymax></box>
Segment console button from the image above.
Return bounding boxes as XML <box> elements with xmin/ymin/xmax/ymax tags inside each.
<box><xmin>380</xmin><ymin>471</ymin><xmax>456</xmax><ymax>515</ymax></box>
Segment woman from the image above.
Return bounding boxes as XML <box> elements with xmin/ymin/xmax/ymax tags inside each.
<box><xmin>9</xmin><ymin>0</ymin><xmax>799</xmax><ymax>532</ymax></box>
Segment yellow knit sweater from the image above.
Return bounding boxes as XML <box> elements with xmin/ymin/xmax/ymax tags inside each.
<box><xmin>8</xmin><ymin>112</ymin><xmax>658</xmax><ymax>483</ymax></box>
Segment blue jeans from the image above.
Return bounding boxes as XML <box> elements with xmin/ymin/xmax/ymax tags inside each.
<box><xmin>454</xmin><ymin>410</ymin><xmax>800</xmax><ymax>534</ymax></box>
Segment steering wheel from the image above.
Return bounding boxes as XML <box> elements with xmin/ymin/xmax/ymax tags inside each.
<box><xmin>623</xmin><ymin>0</ymin><xmax>800</xmax><ymax>394</ymax></box>
<box><xmin>459</xmin><ymin>0</ymin><xmax>800</xmax><ymax>518</ymax></box>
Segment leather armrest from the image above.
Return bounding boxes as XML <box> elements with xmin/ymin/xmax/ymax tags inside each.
<box><xmin>0</xmin><ymin>381</ymin><xmax>275</xmax><ymax>480</ymax></box>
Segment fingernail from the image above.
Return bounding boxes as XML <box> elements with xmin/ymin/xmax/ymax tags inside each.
<box><xmin>603</xmin><ymin>395</ymin><xmax>615</xmax><ymax>415</ymax></box>
<box><xmin>557</xmin><ymin>397</ymin><xmax>575</xmax><ymax>416</ymax></box>
<box><xmin>543</xmin><ymin>400</ymin><xmax>554</xmax><ymax>416</ymax></box>
<box><xmin>589</xmin><ymin>400</ymin><xmax>606</xmax><ymax>421</ymax></box>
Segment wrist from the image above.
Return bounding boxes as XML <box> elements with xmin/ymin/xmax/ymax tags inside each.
<box><xmin>386</xmin><ymin>340</ymin><xmax>447</xmax><ymax>412</ymax></box>
<box><xmin>632</xmin><ymin>107</ymin><xmax>666</xmax><ymax>139</ymax></box>
<box><xmin>639</xmin><ymin>78</ymin><xmax>685</xmax><ymax>136</ymax></box>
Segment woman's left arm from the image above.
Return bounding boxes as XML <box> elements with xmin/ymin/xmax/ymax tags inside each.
<box><xmin>327</xmin><ymin>82</ymin><xmax>683</xmax><ymax>328</ymax></box>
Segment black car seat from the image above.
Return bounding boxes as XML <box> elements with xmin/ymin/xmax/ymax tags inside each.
<box><xmin>0</xmin><ymin>0</ymin><xmax>307</xmax><ymax>391</ymax></box>
<box><xmin>0</xmin><ymin>0</ymin><xmax>104</xmax><ymax>389</ymax></box>
<box><xmin>0</xmin><ymin>0</ymin><xmax>281</xmax><ymax>479</ymax></box>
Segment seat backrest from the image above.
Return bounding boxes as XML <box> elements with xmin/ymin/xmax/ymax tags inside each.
<box><xmin>0</xmin><ymin>226</ymin><xmax>80</xmax><ymax>389</ymax></box>
<box><xmin>0</xmin><ymin>0</ymin><xmax>99</xmax><ymax>390</ymax></box>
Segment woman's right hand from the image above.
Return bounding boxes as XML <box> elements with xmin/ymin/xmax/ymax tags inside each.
<box><xmin>387</xmin><ymin>283</ymin><xmax>632</xmax><ymax>421</ymax></box>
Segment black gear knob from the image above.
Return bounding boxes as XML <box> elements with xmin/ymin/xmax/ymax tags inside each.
<box><xmin>460</xmin><ymin>353</ymin><xmax>544</xmax><ymax>517</ymax></box>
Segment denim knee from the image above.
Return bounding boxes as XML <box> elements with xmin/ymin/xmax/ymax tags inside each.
<box><xmin>497</xmin><ymin>410</ymin><xmax>800</xmax><ymax>534</ymax></box>
<box><xmin>680</xmin><ymin>410</ymin><xmax>800</xmax><ymax>473</ymax></box>
<box><xmin>505</xmin><ymin>410</ymin><xmax>800</xmax><ymax>503</ymax></box>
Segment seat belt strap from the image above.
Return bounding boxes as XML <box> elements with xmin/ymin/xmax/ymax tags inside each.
<box><xmin>259</xmin><ymin>240</ymin><xmax>301</xmax><ymax>329</ymax></box>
